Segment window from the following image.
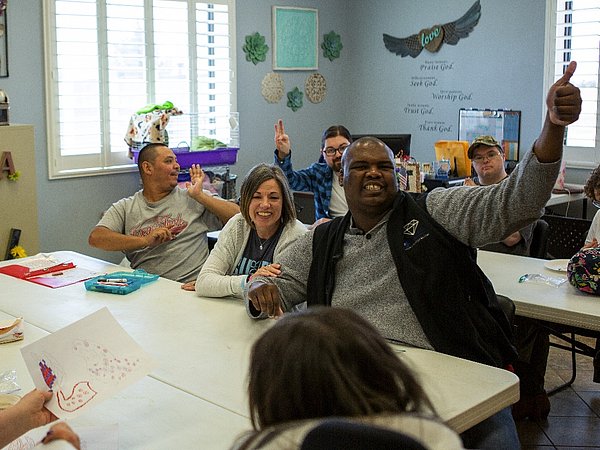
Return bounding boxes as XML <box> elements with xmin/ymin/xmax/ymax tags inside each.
<box><xmin>43</xmin><ymin>0</ymin><xmax>236</xmax><ymax>179</ymax></box>
<box><xmin>545</xmin><ymin>0</ymin><xmax>600</xmax><ymax>168</ymax></box>
<box><xmin>545</xmin><ymin>0</ymin><xmax>600</xmax><ymax>166</ymax></box>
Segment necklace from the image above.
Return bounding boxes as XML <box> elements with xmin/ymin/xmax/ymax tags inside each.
<box><xmin>256</xmin><ymin>231</ymin><xmax>275</xmax><ymax>251</ymax></box>
<box><xmin>258</xmin><ymin>236</ymin><xmax>268</xmax><ymax>251</ymax></box>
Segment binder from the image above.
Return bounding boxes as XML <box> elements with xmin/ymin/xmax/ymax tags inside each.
<box><xmin>0</xmin><ymin>261</ymin><xmax>97</xmax><ymax>288</ymax></box>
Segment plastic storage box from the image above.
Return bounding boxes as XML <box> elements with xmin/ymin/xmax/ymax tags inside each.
<box><xmin>132</xmin><ymin>146</ymin><xmax>239</xmax><ymax>167</ymax></box>
<box><xmin>84</xmin><ymin>270</ymin><xmax>159</xmax><ymax>295</ymax></box>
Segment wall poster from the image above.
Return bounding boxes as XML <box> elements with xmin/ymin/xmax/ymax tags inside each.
<box><xmin>272</xmin><ymin>6</ymin><xmax>318</xmax><ymax>71</ymax></box>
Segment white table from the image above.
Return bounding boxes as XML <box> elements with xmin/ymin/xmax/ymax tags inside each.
<box><xmin>546</xmin><ymin>186</ymin><xmax>588</xmax><ymax>218</ymax></box>
<box><xmin>0</xmin><ymin>311</ymin><xmax>249</xmax><ymax>450</ymax></box>
<box><xmin>0</xmin><ymin>251</ymin><xmax>519</xmax><ymax>444</ymax></box>
<box><xmin>477</xmin><ymin>250</ymin><xmax>600</xmax><ymax>331</ymax></box>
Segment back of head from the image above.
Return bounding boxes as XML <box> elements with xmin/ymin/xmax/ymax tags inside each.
<box><xmin>584</xmin><ymin>165</ymin><xmax>600</xmax><ymax>200</ymax></box>
<box><xmin>248</xmin><ymin>307</ymin><xmax>433</xmax><ymax>429</ymax></box>
<box><xmin>239</xmin><ymin>163</ymin><xmax>297</xmax><ymax>226</ymax></box>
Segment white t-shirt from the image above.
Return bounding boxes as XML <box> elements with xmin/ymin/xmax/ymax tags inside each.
<box><xmin>586</xmin><ymin>208</ymin><xmax>600</xmax><ymax>244</ymax></box>
<box><xmin>328</xmin><ymin>179</ymin><xmax>348</xmax><ymax>217</ymax></box>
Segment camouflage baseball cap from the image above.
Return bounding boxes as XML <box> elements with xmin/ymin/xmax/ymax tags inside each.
<box><xmin>468</xmin><ymin>135</ymin><xmax>503</xmax><ymax>159</ymax></box>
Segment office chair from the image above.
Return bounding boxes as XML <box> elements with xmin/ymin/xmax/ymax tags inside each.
<box><xmin>300</xmin><ymin>418</ymin><xmax>427</xmax><ymax>450</ymax></box>
<box><xmin>293</xmin><ymin>191</ymin><xmax>316</xmax><ymax>225</ymax></box>
<box><xmin>529</xmin><ymin>219</ymin><xmax>549</xmax><ymax>259</ymax></box>
<box><xmin>542</xmin><ymin>214</ymin><xmax>591</xmax><ymax>259</ymax></box>
<box><xmin>538</xmin><ymin>214</ymin><xmax>600</xmax><ymax>393</ymax></box>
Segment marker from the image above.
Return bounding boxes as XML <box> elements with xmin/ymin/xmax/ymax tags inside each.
<box><xmin>97</xmin><ymin>278</ymin><xmax>128</xmax><ymax>283</ymax></box>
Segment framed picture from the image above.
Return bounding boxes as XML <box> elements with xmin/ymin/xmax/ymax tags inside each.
<box><xmin>272</xmin><ymin>6</ymin><xmax>318</xmax><ymax>71</ymax></box>
<box><xmin>0</xmin><ymin>11</ymin><xmax>7</xmax><ymax>78</ymax></box>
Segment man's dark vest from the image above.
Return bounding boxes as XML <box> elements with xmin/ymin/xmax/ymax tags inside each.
<box><xmin>308</xmin><ymin>191</ymin><xmax>517</xmax><ymax>368</ymax></box>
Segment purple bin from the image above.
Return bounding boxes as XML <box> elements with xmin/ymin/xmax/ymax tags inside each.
<box><xmin>132</xmin><ymin>146</ymin><xmax>239</xmax><ymax>167</ymax></box>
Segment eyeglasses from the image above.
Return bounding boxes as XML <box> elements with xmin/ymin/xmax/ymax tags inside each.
<box><xmin>323</xmin><ymin>144</ymin><xmax>349</xmax><ymax>156</ymax></box>
<box><xmin>472</xmin><ymin>151</ymin><xmax>502</xmax><ymax>163</ymax></box>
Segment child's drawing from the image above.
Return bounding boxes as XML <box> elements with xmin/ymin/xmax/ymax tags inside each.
<box><xmin>57</xmin><ymin>380</ymin><xmax>98</xmax><ymax>412</ymax></box>
<box><xmin>20</xmin><ymin>307</ymin><xmax>156</xmax><ymax>419</ymax></box>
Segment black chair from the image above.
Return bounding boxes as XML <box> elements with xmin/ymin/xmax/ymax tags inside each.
<box><xmin>529</xmin><ymin>219</ymin><xmax>549</xmax><ymax>259</ymax></box>
<box><xmin>300</xmin><ymin>419</ymin><xmax>427</xmax><ymax>450</ymax></box>
<box><xmin>542</xmin><ymin>214</ymin><xmax>592</xmax><ymax>259</ymax></box>
<box><xmin>293</xmin><ymin>191</ymin><xmax>316</xmax><ymax>225</ymax></box>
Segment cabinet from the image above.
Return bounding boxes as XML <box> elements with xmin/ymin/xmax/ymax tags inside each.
<box><xmin>0</xmin><ymin>124</ymin><xmax>38</xmax><ymax>258</ymax></box>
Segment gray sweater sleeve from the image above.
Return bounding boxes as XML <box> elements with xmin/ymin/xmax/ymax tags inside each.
<box><xmin>245</xmin><ymin>230</ymin><xmax>314</xmax><ymax>318</ymax></box>
<box><xmin>426</xmin><ymin>149</ymin><xmax>560</xmax><ymax>248</ymax></box>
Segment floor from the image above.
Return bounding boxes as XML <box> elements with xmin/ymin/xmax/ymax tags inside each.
<box><xmin>517</xmin><ymin>335</ymin><xmax>600</xmax><ymax>449</ymax></box>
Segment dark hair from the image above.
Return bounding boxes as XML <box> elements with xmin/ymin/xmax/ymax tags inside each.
<box><xmin>320</xmin><ymin>125</ymin><xmax>352</xmax><ymax>150</ymax></box>
<box><xmin>239</xmin><ymin>163</ymin><xmax>296</xmax><ymax>227</ymax></box>
<box><xmin>248</xmin><ymin>307</ymin><xmax>435</xmax><ymax>430</ymax></box>
<box><xmin>137</xmin><ymin>143</ymin><xmax>169</xmax><ymax>176</ymax></box>
<box><xmin>584</xmin><ymin>165</ymin><xmax>600</xmax><ymax>200</ymax></box>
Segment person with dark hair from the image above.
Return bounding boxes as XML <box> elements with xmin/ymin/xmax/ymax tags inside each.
<box><xmin>583</xmin><ymin>165</ymin><xmax>600</xmax><ymax>248</ymax></box>
<box><xmin>181</xmin><ymin>163</ymin><xmax>306</xmax><ymax>297</ymax></box>
<box><xmin>247</xmin><ymin>62</ymin><xmax>582</xmax><ymax>448</ymax></box>
<box><xmin>89</xmin><ymin>143</ymin><xmax>239</xmax><ymax>282</ymax></box>
<box><xmin>273</xmin><ymin>119</ymin><xmax>352</xmax><ymax>223</ymax></box>
<box><xmin>232</xmin><ymin>307</ymin><xmax>463</xmax><ymax>450</ymax></box>
<box><xmin>0</xmin><ymin>390</ymin><xmax>80</xmax><ymax>449</ymax></box>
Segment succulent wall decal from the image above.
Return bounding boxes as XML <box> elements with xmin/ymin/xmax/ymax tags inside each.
<box><xmin>286</xmin><ymin>87</ymin><xmax>303</xmax><ymax>112</ymax></box>
<box><xmin>243</xmin><ymin>32</ymin><xmax>269</xmax><ymax>65</ymax></box>
<box><xmin>321</xmin><ymin>31</ymin><xmax>342</xmax><ymax>61</ymax></box>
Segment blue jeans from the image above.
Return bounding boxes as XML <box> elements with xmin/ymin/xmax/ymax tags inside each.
<box><xmin>460</xmin><ymin>407</ymin><xmax>520</xmax><ymax>449</ymax></box>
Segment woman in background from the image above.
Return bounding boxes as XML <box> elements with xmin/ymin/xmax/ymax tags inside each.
<box><xmin>583</xmin><ymin>165</ymin><xmax>600</xmax><ymax>249</ymax></box>
<box><xmin>232</xmin><ymin>308</ymin><xmax>463</xmax><ymax>450</ymax></box>
<box><xmin>182</xmin><ymin>164</ymin><xmax>306</xmax><ymax>299</ymax></box>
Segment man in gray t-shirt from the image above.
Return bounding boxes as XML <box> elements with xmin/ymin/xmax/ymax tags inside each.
<box><xmin>89</xmin><ymin>143</ymin><xmax>239</xmax><ymax>282</ymax></box>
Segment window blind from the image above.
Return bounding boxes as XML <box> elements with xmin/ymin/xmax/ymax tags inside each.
<box><xmin>44</xmin><ymin>0</ymin><xmax>235</xmax><ymax>178</ymax></box>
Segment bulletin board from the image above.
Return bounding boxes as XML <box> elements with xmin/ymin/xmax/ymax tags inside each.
<box><xmin>458</xmin><ymin>109</ymin><xmax>521</xmax><ymax>161</ymax></box>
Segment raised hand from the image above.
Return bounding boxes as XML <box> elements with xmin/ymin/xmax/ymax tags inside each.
<box><xmin>186</xmin><ymin>164</ymin><xmax>205</xmax><ymax>198</ymax></box>
<box><xmin>274</xmin><ymin>119</ymin><xmax>291</xmax><ymax>157</ymax></box>
<box><xmin>547</xmin><ymin>61</ymin><xmax>581</xmax><ymax>127</ymax></box>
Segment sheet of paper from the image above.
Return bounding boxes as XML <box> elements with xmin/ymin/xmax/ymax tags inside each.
<box><xmin>28</xmin><ymin>267</ymin><xmax>102</xmax><ymax>289</ymax></box>
<box><xmin>8</xmin><ymin>254</ymin><xmax>61</xmax><ymax>271</ymax></box>
<box><xmin>20</xmin><ymin>308</ymin><xmax>157</xmax><ymax>419</ymax></box>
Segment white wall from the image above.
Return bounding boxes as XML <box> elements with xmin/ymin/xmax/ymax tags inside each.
<box><xmin>2</xmin><ymin>0</ymin><xmax>548</xmax><ymax>261</ymax></box>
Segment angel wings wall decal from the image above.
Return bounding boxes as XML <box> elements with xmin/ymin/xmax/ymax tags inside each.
<box><xmin>383</xmin><ymin>0</ymin><xmax>481</xmax><ymax>58</ymax></box>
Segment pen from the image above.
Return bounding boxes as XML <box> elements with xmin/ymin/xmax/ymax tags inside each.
<box><xmin>97</xmin><ymin>278</ymin><xmax>128</xmax><ymax>283</ymax></box>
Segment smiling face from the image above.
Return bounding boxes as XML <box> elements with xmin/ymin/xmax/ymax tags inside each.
<box><xmin>322</xmin><ymin>135</ymin><xmax>351</xmax><ymax>173</ymax></box>
<box><xmin>249</xmin><ymin>179</ymin><xmax>283</xmax><ymax>238</ymax></box>
<box><xmin>341</xmin><ymin>139</ymin><xmax>398</xmax><ymax>224</ymax></box>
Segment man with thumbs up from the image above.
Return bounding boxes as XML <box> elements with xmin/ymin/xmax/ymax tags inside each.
<box><xmin>247</xmin><ymin>62</ymin><xmax>582</xmax><ymax>449</ymax></box>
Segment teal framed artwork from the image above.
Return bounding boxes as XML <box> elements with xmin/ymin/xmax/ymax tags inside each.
<box><xmin>272</xmin><ymin>6</ymin><xmax>318</xmax><ymax>71</ymax></box>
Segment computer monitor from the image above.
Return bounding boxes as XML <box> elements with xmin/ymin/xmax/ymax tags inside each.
<box><xmin>351</xmin><ymin>134</ymin><xmax>411</xmax><ymax>158</ymax></box>
<box><xmin>458</xmin><ymin>109</ymin><xmax>521</xmax><ymax>161</ymax></box>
